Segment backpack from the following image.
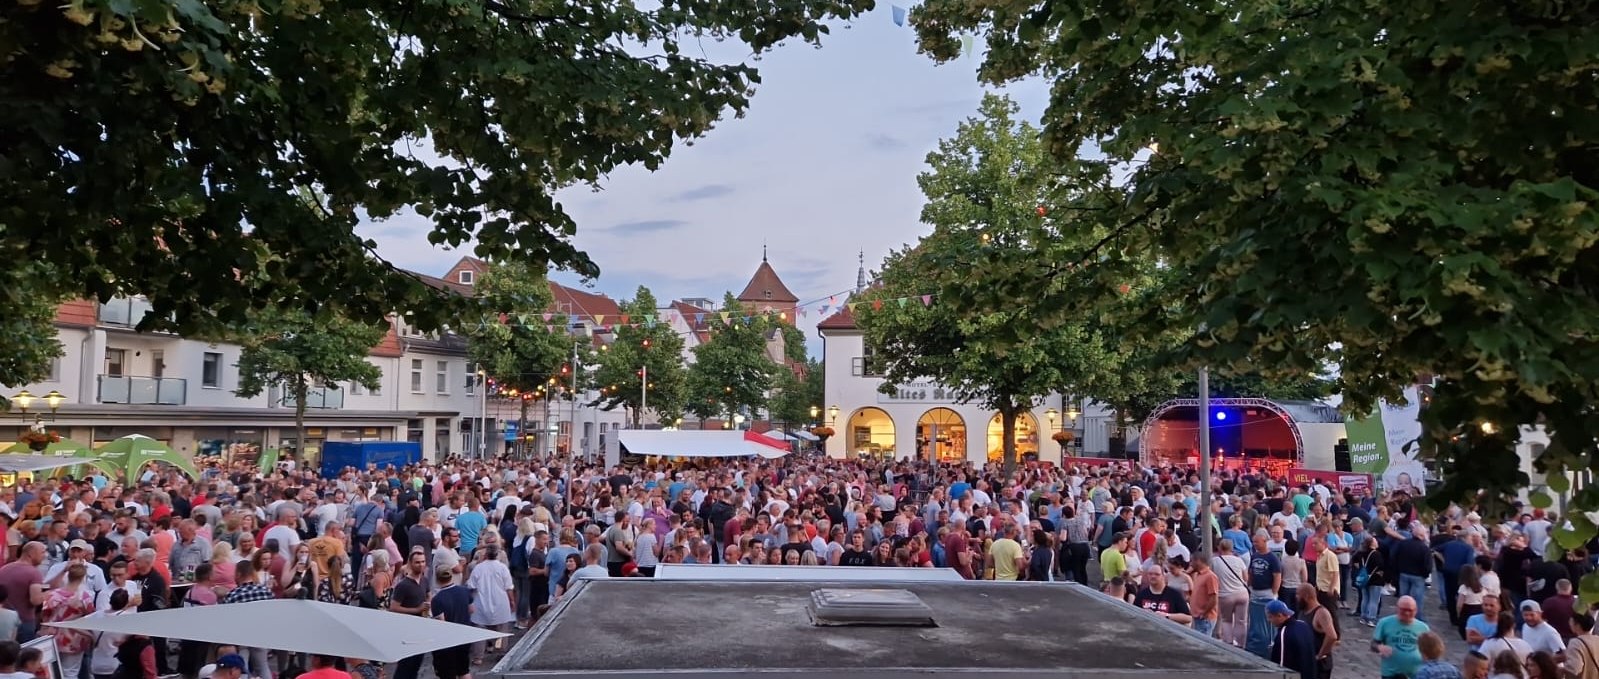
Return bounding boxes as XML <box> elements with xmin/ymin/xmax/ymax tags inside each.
<box><xmin>509</xmin><ymin>536</ymin><xmax>529</xmax><ymax>572</ymax></box>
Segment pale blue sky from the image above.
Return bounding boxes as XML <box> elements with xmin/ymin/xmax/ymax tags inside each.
<box><xmin>359</xmin><ymin>7</ymin><xmax>1048</xmax><ymax>352</ymax></box>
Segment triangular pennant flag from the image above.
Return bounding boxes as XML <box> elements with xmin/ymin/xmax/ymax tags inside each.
<box><xmin>695</xmin><ymin>313</ymin><xmax>705</xmax><ymax>325</ymax></box>
<box><xmin>645</xmin><ymin>317</ymin><xmax>656</xmax><ymax>328</ymax></box>
<box><xmin>541</xmin><ymin>312</ymin><xmax>553</xmax><ymax>322</ymax></box>
<box><xmin>720</xmin><ymin>312</ymin><xmax>732</xmax><ymax>324</ymax></box>
<box><xmin>871</xmin><ymin>300</ymin><xmax>883</xmax><ymax>311</ymax></box>
<box><xmin>594</xmin><ymin>314</ymin><xmax>606</xmax><ymax>325</ymax></box>
<box><xmin>620</xmin><ymin>314</ymin><xmax>630</xmax><ymax>325</ymax></box>
<box><xmin>744</xmin><ymin>315</ymin><xmax>755</xmax><ymax>325</ymax></box>
<box><xmin>897</xmin><ymin>297</ymin><xmax>908</xmax><ymax>307</ymax></box>
<box><xmin>820</xmin><ymin>304</ymin><xmax>830</xmax><ymax>316</ymax></box>
<box><xmin>920</xmin><ymin>294</ymin><xmax>932</xmax><ymax>306</ymax></box>
<box><xmin>546</xmin><ymin>325</ymin><xmax>555</xmax><ymax>333</ymax></box>
<box><xmin>891</xmin><ymin>5</ymin><xmax>906</xmax><ymax>26</ymax></box>
<box><xmin>848</xmin><ymin>302</ymin><xmax>859</xmax><ymax>313</ymax></box>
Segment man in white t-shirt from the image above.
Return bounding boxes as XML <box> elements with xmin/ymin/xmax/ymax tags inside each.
<box><xmin>262</xmin><ymin>508</ymin><xmax>302</xmax><ymax>555</ymax></box>
<box><xmin>1521</xmin><ymin>600</ymin><xmax>1566</xmax><ymax>656</ymax></box>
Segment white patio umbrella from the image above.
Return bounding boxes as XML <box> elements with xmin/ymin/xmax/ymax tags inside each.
<box><xmin>48</xmin><ymin>599</ymin><xmax>507</xmax><ymax>663</ymax></box>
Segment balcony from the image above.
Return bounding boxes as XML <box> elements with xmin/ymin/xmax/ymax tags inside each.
<box><xmin>98</xmin><ymin>297</ymin><xmax>155</xmax><ymax>327</ymax></box>
<box><xmin>281</xmin><ymin>386</ymin><xmax>345</xmax><ymax>410</ymax></box>
<box><xmin>98</xmin><ymin>375</ymin><xmax>187</xmax><ymax>405</ymax></box>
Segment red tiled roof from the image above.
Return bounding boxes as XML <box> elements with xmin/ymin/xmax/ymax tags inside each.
<box><xmin>816</xmin><ymin>305</ymin><xmax>856</xmax><ymax>331</ymax></box>
<box><xmin>371</xmin><ymin>320</ymin><xmax>404</xmax><ymax>358</ymax></box>
<box><xmin>549</xmin><ymin>281</ymin><xmax>622</xmax><ymax>323</ymax></box>
<box><xmin>54</xmin><ymin>300</ymin><xmax>98</xmax><ymax>328</ymax></box>
<box><xmin>671</xmin><ymin>300</ymin><xmax>715</xmax><ymax>344</ymax></box>
<box><xmin>410</xmin><ymin>270</ymin><xmax>473</xmax><ymax>296</ymax></box>
<box><xmin>737</xmin><ymin>261</ymin><xmax>798</xmax><ymax>304</ymax></box>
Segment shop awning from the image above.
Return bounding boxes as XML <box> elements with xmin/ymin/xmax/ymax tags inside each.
<box><xmin>618</xmin><ymin>430</ymin><xmax>790</xmax><ymax>459</ymax></box>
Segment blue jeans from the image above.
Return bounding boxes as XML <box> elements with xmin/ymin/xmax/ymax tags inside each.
<box><xmin>16</xmin><ymin>620</ymin><xmax>36</xmax><ymax>643</ymax></box>
<box><xmin>1362</xmin><ymin>584</ymin><xmax>1385</xmax><ymax>622</ymax></box>
<box><xmin>1399</xmin><ymin>574</ymin><xmax>1428</xmax><ymax>621</ymax></box>
<box><xmin>1192</xmin><ymin>618</ymin><xmax>1217</xmax><ymax>638</ymax></box>
<box><xmin>1246</xmin><ymin>592</ymin><xmax>1275</xmax><ymax>658</ymax></box>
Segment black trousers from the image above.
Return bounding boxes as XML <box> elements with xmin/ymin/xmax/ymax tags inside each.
<box><xmin>1440</xmin><ymin>570</ymin><xmax>1461</xmax><ymax>626</ymax></box>
<box><xmin>394</xmin><ymin>654</ymin><xmax>425</xmax><ymax>679</ymax></box>
<box><xmin>1060</xmin><ymin>543</ymin><xmax>1091</xmax><ymax>586</ymax></box>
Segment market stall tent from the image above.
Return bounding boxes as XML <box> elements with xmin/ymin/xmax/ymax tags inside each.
<box><xmin>97</xmin><ymin>434</ymin><xmax>199</xmax><ymax>479</ymax></box>
<box><xmin>616</xmin><ymin>430</ymin><xmax>791</xmax><ymax>460</ymax></box>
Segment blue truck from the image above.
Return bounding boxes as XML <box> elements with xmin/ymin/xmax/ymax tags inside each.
<box><xmin>318</xmin><ymin>441</ymin><xmax>422</xmax><ymax>478</ymax></box>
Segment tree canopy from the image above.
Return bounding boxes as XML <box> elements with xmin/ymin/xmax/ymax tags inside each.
<box><xmin>465</xmin><ymin>261</ymin><xmax>570</xmax><ymax>399</ymax></box>
<box><xmin>911</xmin><ymin>0</ymin><xmax>1599</xmax><ymax>541</ymax></box>
<box><xmin>0</xmin><ymin>0</ymin><xmax>873</xmax><ymax>378</ymax></box>
<box><xmin>686</xmin><ymin>292</ymin><xmax>777</xmax><ymax>427</ymax></box>
<box><xmin>591</xmin><ymin>286</ymin><xmax>688</xmax><ymax>427</ymax></box>
<box><xmin>861</xmin><ymin>94</ymin><xmax>1128</xmax><ymax>471</ymax></box>
<box><xmin>768</xmin><ymin>358</ymin><xmax>823</xmax><ymax>430</ymax></box>
<box><xmin>233</xmin><ymin>306</ymin><xmax>385</xmax><ymax>458</ymax></box>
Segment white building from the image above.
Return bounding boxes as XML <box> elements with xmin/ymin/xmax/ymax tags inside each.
<box><xmin>816</xmin><ymin>304</ymin><xmax>1120</xmax><ymax>466</ymax></box>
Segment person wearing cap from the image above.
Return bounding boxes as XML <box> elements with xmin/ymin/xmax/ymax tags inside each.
<box><xmin>46</xmin><ymin>540</ymin><xmax>106</xmax><ymax>593</ymax></box>
<box><xmin>1521</xmin><ymin>599</ymin><xmax>1566</xmax><ymax>656</ymax></box>
<box><xmin>1266</xmin><ymin>598</ymin><xmax>1317</xmax><ymax>679</ymax></box>
<box><xmin>197</xmin><ymin>654</ymin><xmax>246</xmax><ymax>679</ymax></box>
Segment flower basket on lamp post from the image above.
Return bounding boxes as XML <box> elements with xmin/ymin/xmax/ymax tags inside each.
<box><xmin>1051</xmin><ymin>430</ymin><xmax>1075</xmax><ymax>456</ymax></box>
<box><xmin>18</xmin><ymin>420</ymin><xmax>61</xmax><ymax>452</ymax></box>
<box><xmin>811</xmin><ymin>426</ymin><xmax>835</xmax><ymax>447</ymax></box>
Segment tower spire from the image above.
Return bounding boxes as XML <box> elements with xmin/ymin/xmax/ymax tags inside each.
<box><xmin>855</xmin><ymin>251</ymin><xmax>866</xmax><ymax>294</ymax></box>
<box><xmin>762</xmin><ymin>241</ymin><xmax>768</xmax><ymax>263</ymax></box>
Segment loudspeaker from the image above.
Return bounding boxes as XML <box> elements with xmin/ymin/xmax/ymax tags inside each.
<box><xmin>1334</xmin><ymin>439</ymin><xmax>1351</xmax><ymax>472</ymax></box>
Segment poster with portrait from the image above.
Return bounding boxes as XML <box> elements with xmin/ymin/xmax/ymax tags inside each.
<box><xmin>1345</xmin><ymin>385</ymin><xmax>1427</xmax><ymax>495</ymax></box>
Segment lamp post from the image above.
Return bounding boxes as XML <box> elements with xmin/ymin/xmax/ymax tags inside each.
<box><xmin>12</xmin><ymin>390</ymin><xmax>34</xmax><ymax>415</ymax></box>
<box><xmin>1064</xmin><ymin>397</ymin><xmax>1081</xmax><ymax>457</ymax></box>
<box><xmin>827</xmin><ymin>405</ymin><xmax>839</xmax><ymax>424</ymax></box>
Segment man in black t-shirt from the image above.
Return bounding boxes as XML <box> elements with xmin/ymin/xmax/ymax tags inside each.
<box><xmin>390</xmin><ymin>549</ymin><xmax>431</xmax><ymax>679</ymax></box>
<box><xmin>1133</xmin><ymin>565</ymin><xmax>1193</xmax><ymax>625</ymax></box>
<box><xmin>839</xmin><ymin>531</ymin><xmax>875</xmax><ymax>567</ymax></box>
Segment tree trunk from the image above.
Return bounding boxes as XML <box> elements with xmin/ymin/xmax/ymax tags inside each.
<box><xmin>632</xmin><ymin>402</ymin><xmax>641</xmax><ymax>429</ymax></box>
<box><xmin>1002</xmin><ymin>404</ymin><xmax>1018</xmax><ymax>477</ymax></box>
<box><xmin>293</xmin><ymin>379</ymin><xmax>309</xmax><ymax>464</ymax></box>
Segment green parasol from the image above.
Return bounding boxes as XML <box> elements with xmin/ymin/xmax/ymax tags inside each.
<box><xmin>96</xmin><ymin>434</ymin><xmax>200</xmax><ymax>479</ymax></box>
<box><xmin>257</xmin><ymin>447</ymin><xmax>280</xmax><ymax>475</ymax></box>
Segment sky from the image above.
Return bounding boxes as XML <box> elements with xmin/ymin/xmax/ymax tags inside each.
<box><xmin>357</xmin><ymin>7</ymin><xmax>1049</xmax><ymax>355</ymax></box>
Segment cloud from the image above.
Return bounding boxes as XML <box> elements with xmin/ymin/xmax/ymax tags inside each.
<box><xmin>865</xmin><ymin>133</ymin><xmax>908</xmax><ymax>151</ymax></box>
<box><xmin>671</xmin><ymin>184</ymin><xmax>736</xmax><ymax>202</ymax></box>
<box><xmin>607</xmin><ymin>219</ymin><xmax>689</xmax><ymax>235</ymax></box>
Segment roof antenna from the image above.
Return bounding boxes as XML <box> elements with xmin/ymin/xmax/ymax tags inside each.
<box><xmin>763</xmin><ymin>240</ymin><xmax>768</xmax><ymax>263</ymax></box>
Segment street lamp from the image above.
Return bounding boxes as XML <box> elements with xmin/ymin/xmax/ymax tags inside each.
<box><xmin>810</xmin><ymin>405</ymin><xmax>820</xmax><ymax>421</ymax></box>
<box><xmin>12</xmin><ymin>390</ymin><xmax>34</xmax><ymax>414</ymax></box>
<box><xmin>827</xmin><ymin>405</ymin><xmax>839</xmax><ymax>424</ymax></box>
<box><xmin>42</xmin><ymin>391</ymin><xmax>65</xmax><ymax>417</ymax></box>
<box><xmin>1044</xmin><ymin>408</ymin><xmax>1058</xmax><ymax>426</ymax></box>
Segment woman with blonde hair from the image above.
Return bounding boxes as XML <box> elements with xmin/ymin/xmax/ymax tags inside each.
<box><xmin>209</xmin><ymin>541</ymin><xmax>237</xmax><ymax>593</ymax></box>
<box><xmin>356</xmin><ymin>550</ymin><xmax>393</xmax><ymax>610</ymax></box>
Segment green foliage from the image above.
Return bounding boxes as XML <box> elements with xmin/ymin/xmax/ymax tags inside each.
<box><xmin>591</xmin><ymin>286</ymin><xmax>687</xmax><ymax>426</ymax></box>
<box><xmin>912</xmin><ymin>0</ymin><xmax>1599</xmax><ymax>565</ymax></box>
<box><xmin>464</xmin><ymin>261</ymin><xmax>570</xmax><ymax>399</ymax></box>
<box><xmin>0</xmin><ymin>263</ymin><xmax>66</xmax><ymax>395</ymax></box>
<box><xmin>861</xmin><ymin>94</ymin><xmax>1135</xmax><ymax>471</ymax></box>
<box><xmin>233</xmin><ymin>305</ymin><xmax>384</xmax><ymax>457</ymax></box>
<box><xmin>686</xmin><ymin>292</ymin><xmax>777</xmax><ymax>425</ymax></box>
<box><xmin>768</xmin><ymin>359</ymin><xmax>823</xmax><ymax>428</ymax></box>
<box><xmin>0</xmin><ymin>0</ymin><xmax>873</xmax><ymax>345</ymax></box>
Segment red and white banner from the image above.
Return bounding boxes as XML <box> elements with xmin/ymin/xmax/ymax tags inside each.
<box><xmin>1287</xmin><ymin>467</ymin><xmax>1373</xmax><ymax>495</ymax></box>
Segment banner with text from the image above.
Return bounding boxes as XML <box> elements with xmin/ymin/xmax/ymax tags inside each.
<box><xmin>1344</xmin><ymin>385</ymin><xmax>1426</xmax><ymax>494</ymax></box>
<box><xmin>1287</xmin><ymin>468</ymin><xmax>1374</xmax><ymax>496</ymax></box>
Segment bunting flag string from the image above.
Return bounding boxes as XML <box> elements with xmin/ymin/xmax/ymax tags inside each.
<box><xmin>454</xmin><ymin>289</ymin><xmax>944</xmax><ymax>336</ymax></box>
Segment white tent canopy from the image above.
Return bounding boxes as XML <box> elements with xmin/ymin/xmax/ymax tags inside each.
<box><xmin>0</xmin><ymin>454</ymin><xmax>91</xmax><ymax>474</ymax></box>
<box><xmin>618</xmin><ymin>430</ymin><xmax>789</xmax><ymax>459</ymax></box>
<box><xmin>48</xmin><ymin>599</ymin><xmax>506</xmax><ymax>663</ymax></box>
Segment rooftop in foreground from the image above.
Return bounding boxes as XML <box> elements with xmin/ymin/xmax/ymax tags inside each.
<box><xmin>493</xmin><ymin>579</ymin><xmax>1291</xmax><ymax>679</ymax></box>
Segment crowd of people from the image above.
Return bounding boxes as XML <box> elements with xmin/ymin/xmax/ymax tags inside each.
<box><xmin>0</xmin><ymin>451</ymin><xmax>1591</xmax><ymax>679</ymax></box>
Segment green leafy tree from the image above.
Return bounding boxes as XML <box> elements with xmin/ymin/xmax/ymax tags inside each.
<box><xmin>591</xmin><ymin>286</ymin><xmax>687</xmax><ymax>427</ymax></box>
<box><xmin>465</xmin><ymin>262</ymin><xmax>569</xmax><ymax>456</ymax></box>
<box><xmin>912</xmin><ymin>0</ymin><xmax>1599</xmax><ymax>553</ymax></box>
<box><xmin>768</xmin><ymin>359</ymin><xmax>823</xmax><ymax>432</ymax></box>
<box><xmin>1</xmin><ymin>0</ymin><xmax>873</xmax><ymax>348</ymax></box>
<box><xmin>861</xmin><ymin>95</ymin><xmax>1126</xmax><ymax>472</ymax></box>
<box><xmin>0</xmin><ymin>264</ymin><xmax>66</xmax><ymax>397</ymax></box>
<box><xmin>234</xmin><ymin>308</ymin><xmax>385</xmax><ymax>460</ymax></box>
<box><xmin>686</xmin><ymin>293</ymin><xmax>776</xmax><ymax>428</ymax></box>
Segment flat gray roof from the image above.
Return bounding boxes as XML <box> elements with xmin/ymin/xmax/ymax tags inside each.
<box><xmin>492</xmin><ymin>579</ymin><xmax>1291</xmax><ymax>679</ymax></box>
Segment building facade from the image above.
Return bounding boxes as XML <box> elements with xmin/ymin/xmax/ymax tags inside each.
<box><xmin>817</xmin><ymin>305</ymin><xmax>1122</xmax><ymax>466</ymax></box>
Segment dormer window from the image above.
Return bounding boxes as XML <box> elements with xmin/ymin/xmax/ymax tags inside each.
<box><xmin>764</xmin><ymin>290</ymin><xmax>772</xmax><ymax>299</ymax></box>
<box><xmin>458</xmin><ymin>270</ymin><xmax>474</xmax><ymax>284</ymax></box>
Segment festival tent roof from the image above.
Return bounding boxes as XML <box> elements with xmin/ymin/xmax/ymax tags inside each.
<box><xmin>1</xmin><ymin>439</ymin><xmax>91</xmax><ymax>456</ymax></box>
<box><xmin>0</xmin><ymin>454</ymin><xmax>95</xmax><ymax>474</ymax></box>
<box><xmin>618</xmin><ymin>430</ymin><xmax>791</xmax><ymax>459</ymax></box>
<box><xmin>48</xmin><ymin>599</ymin><xmax>506</xmax><ymax>663</ymax></box>
<box><xmin>96</xmin><ymin>434</ymin><xmax>199</xmax><ymax>479</ymax></box>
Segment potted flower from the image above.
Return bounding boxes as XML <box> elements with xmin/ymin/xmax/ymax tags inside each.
<box><xmin>18</xmin><ymin>420</ymin><xmax>61</xmax><ymax>452</ymax></box>
<box><xmin>1051</xmin><ymin>430</ymin><xmax>1075</xmax><ymax>454</ymax></box>
<box><xmin>811</xmin><ymin>426</ymin><xmax>835</xmax><ymax>443</ymax></box>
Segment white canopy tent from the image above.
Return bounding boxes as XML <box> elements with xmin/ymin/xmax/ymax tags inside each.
<box><xmin>0</xmin><ymin>454</ymin><xmax>93</xmax><ymax>474</ymax></box>
<box><xmin>48</xmin><ymin>599</ymin><xmax>506</xmax><ymax>663</ymax></box>
<box><xmin>617</xmin><ymin>430</ymin><xmax>790</xmax><ymax>459</ymax></box>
